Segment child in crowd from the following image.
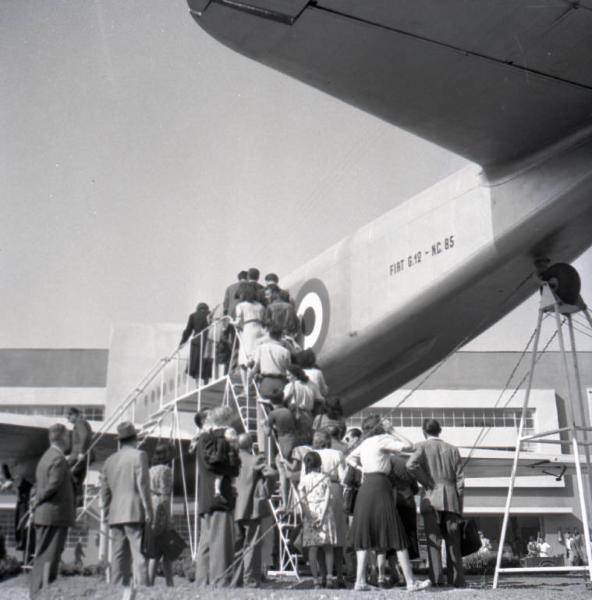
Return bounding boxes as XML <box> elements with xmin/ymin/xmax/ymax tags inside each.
<box><xmin>193</xmin><ymin>407</ymin><xmax>240</xmax><ymax>503</ymax></box>
<box><xmin>208</xmin><ymin>425</ymin><xmax>239</xmax><ymax>502</ymax></box>
<box><xmin>299</xmin><ymin>451</ymin><xmax>337</xmax><ymax>588</ymax></box>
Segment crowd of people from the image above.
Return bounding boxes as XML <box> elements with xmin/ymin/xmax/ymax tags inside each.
<box><xmin>186</xmin><ymin>398</ymin><xmax>467</xmax><ymax>592</ymax></box>
<box><xmin>6</xmin><ymin>267</ymin><xmax>591</xmax><ymax>597</ymax></box>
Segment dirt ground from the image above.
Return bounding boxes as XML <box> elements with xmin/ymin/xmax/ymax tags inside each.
<box><xmin>0</xmin><ymin>573</ymin><xmax>590</xmax><ymax>600</ymax></box>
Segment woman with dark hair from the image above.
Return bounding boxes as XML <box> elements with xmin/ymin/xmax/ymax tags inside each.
<box><xmin>313</xmin><ymin>397</ymin><xmax>347</xmax><ymax>441</ymax></box>
<box><xmin>284</xmin><ymin>366</ymin><xmax>316</xmax><ymax>445</ymax></box>
<box><xmin>234</xmin><ymin>284</ymin><xmax>265</xmax><ymax>390</ymax></box>
<box><xmin>298</xmin><ymin>349</ymin><xmax>329</xmax><ymax>406</ymax></box>
<box><xmin>148</xmin><ymin>443</ymin><xmax>174</xmax><ymax>587</ymax></box>
<box><xmin>299</xmin><ymin>450</ymin><xmax>337</xmax><ymax>588</ymax></box>
<box><xmin>346</xmin><ymin>414</ymin><xmax>430</xmax><ymax>592</ymax></box>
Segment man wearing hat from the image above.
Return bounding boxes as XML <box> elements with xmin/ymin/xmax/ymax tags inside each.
<box><xmin>101</xmin><ymin>421</ymin><xmax>153</xmax><ymax>589</ymax></box>
<box><xmin>30</xmin><ymin>423</ymin><xmax>75</xmax><ymax>598</ymax></box>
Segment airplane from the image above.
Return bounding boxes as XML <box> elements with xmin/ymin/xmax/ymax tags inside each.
<box><xmin>186</xmin><ymin>0</ymin><xmax>592</xmax><ymax>415</ymax></box>
<box><xmin>2</xmin><ymin>1</ymin><xmax>592</xmax><ymax>490</ymax></box>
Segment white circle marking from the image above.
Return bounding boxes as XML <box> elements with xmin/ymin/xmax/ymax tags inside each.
<box><xmin>297</xmin><ymin>291</ymin><xmax>323</xmax><ymax>349</ymax></box>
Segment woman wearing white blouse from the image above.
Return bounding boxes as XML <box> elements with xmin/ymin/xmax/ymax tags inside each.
<box><xmin>346</xmin><ymin>415</ymin><xmax>430</xmax><ymax>592</ymax></box>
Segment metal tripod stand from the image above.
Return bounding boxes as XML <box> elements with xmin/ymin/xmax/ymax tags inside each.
<box><xmin>493</xmin><ymin>282</ymin><xmax>592</xmax><ymax>588</ymax></box>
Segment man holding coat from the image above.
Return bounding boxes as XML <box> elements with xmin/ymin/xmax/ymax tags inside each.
<box><xmin>407</xmin><ymin>418</ymin><xmax>465</xmax><ymax>588</ymax></box>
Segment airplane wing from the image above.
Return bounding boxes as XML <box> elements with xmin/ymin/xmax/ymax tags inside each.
<box><xmin>0</xmin><ymin>413</ymin><xmax>194</xmax><ymax>479</ymax></box>
<box><xmin>189</xmin><ymin>0</ymin><xmax>592</xmax><ymax>167</ymax></box>
<box><xmin>460</xmin><ymin>447</ymin><xmax>575</xmax><ymax>480</ymax></box>
<box><xmin>0</xmin><ymin>414</ymin><xmax>117</xmax><ymax>472</ymax></box>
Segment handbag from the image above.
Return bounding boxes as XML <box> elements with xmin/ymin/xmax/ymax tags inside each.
<box><xmin>160</xmin><ymin>529</ymin><xmax>187</xmax><ymax>562</ymax></box>
<box><xmin>460</xmin><ymin>518</ymin><xmax>482</xmax><ymax>556</ymax></box>
<box><xmin>343</xmin><ymin>486</ymin><xmax>358</xmax><ymax>516</ymax></box>
<box><xmin>141</xmin><ymin>525</ymin><xmax>160</xmax><ymax>559</ymax></box>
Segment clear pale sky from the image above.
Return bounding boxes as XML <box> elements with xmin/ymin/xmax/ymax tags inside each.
<box><xmin>2</xmin><ymin>1</ymin><xmax>591</xmax><ymax>352</ymax></box>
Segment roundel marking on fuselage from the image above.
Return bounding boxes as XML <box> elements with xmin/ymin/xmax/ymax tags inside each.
<box><xmin>295</xmin><ymin>278</ymin><xmax>330</xmax><ymax>354</ymax></box>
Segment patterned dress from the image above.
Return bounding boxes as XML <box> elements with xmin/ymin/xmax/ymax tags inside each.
<box><xmin>298</xmin><ymin>471</ymin><xmax>337</xmax><ymax>547</ymax></box>
<box><xmin>150</xmin><ymin>464</ymin><xmax>173</xmax><ymax>536</ymax></box>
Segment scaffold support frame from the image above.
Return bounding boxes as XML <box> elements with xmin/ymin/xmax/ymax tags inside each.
<box><xmin>493</xmin><ymin>282</ymin><xmax>592</xmax><ymax>588</ymax></box>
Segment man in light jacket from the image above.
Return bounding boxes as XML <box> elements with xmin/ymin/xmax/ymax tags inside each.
<box><xmin>407</xmin><ymin>418</ymin><xmax>465</xmax><ymax>588</ymax></box>
<box><xmin>30</xmin><ymin>423</ymin><xmax>75</xmax><ymax>598</ymax></box>
<box><xmin>101</xmin><ymin>421</ymin><xmax>153</xmax><ymax>588</ymax></box>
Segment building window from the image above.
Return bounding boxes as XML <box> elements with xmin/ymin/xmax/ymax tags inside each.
<box><xmin>347</xmin><ymin>407</ymin><xmax>535</xmax><ymax>431</ymax></box>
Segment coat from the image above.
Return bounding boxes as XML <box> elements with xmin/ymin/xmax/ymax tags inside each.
<box><xmin>223</xmin><ymin>281</ymin><xmax>242</xmax><ymax>317</ymax></box>
<box><xmin>70</xmin><ymin>417</ymin><xmax>93</xmax><ymax>458</ymax></box>
<box><xmin>196</xmin><ymin>433</ymin><xmax>241</xmax><ymax>516</ymax></box>
<box><xmin>101</xmin><ymin>445</ymin><xmax>152</xmax><ymax>525</ymax></box>
<box><xmin>34</xmin><ymin>446</ymin><xmax>75</xmax><ymax>527</ymax></box>
<box><xmin>234</xmin><ymin>450</ymin><xmax>270</xmax><ymax>522</ymax></box>
<box><xmin>406</xmin><ymin>438</ymin><xmax>464</xmax><ymax>515</ymax></box>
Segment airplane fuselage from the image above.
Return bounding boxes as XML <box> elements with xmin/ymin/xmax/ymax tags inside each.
<box><xmin>285</xmin><ymin>131</ymin><xmax>592</xmax><ymax>415</ymax></box>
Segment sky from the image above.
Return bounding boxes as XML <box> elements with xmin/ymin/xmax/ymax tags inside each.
<box><xmin>2</xmin><ymin>0</ymin><xmax>591</xmax><ymax>353</ymax></box>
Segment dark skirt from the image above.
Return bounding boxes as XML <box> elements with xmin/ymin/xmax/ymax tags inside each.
<box><xmin>351</xmin><ymin>473</ymin><xmax>408</xmax><ymax>551</ymax></box>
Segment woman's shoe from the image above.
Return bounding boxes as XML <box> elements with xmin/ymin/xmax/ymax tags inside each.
<box><xmin>354</xmin><ymin>582</ymin><xmax>372</xmax><ymax>591</ymax></box>
<box><xmin>407</xmin><ymin>579</ymin><xmax>432</xmax><ymax>592</ymax></box>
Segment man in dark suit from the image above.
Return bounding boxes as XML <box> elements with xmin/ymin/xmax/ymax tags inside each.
<box><xmin>247</xmin><ymin>267</ymin><xmax>267</xmax><ymax>305</ymax></box>
<box><xmin>406</xmin><ymin>418</ymin><xmax>465</xmax><ymax>588</ymax></box>
<box><xmin>232</xmin><ymin>433</ymin><xmax>273</xmax><ymax>587</ymax></box>
<box><xmin>223</xmin><ymin>270</ymin><xmax>248</xmax><ymax>317</ymax></box>
<box><xmin>29</xmin><ymin>423</ymin><xmax>75</xmax><ymax>598</ymax></box>
<box><xmin>195</xmin><ymin>407</ymin><xmax>241</xmax><ymax>587</ymax></box>
<box><xmin>66</xmin><ymin>407</ymin><xmax>93</xmax><ymax>505</ymax></box>
<box><xmin>101</xmin><ymin>421</ymin><xmax>153</xmax><ymax>589</ymax></box>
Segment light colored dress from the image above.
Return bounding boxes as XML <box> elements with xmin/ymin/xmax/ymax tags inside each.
<box><xmin>298</xmin><ymin>471</ymin><xmax>337</xmax><ymax>547</ymax></box>
<box><xmin>235</xmin><ymin>301</ymin><xmax>265</xmax><ymax>367</ymax></box>
<box><xmin>317</xmin><ymin>448</ymin><xmax>347</xmax><ymax>547</ymax></box>
<box><xmin>304</xmin><ymin>368</ymin><xmax>328</xmax><ymax>400</ymax></box>
<box><xmin>150</xmin><ymin>464</ymin><xmax>173</xmax><ymax>536</ymax></box>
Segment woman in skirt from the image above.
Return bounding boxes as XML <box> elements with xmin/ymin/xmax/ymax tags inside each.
<box><xmin>346</xmin><ymin>414</ymin><xmax>430</xmax><ymax>592</ymax></box>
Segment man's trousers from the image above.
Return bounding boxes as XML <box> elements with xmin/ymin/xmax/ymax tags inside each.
<box><xmin>29</xmin><ymin>525</ymin><xmax>68</xmax><ymax>598</ymax></box>
<box><xmin>422</xmin><ymin>509</ymin><xmax>465</xmax><ymax>587</ymax></box>
<box><xmin>232</xmin><ymin>518</ymin><xmax>262</xmax><ymax>587</ymax></box>
<box><xmin>195</xmin><ymin>511</ymin><xmax>234</xmax><ymax>587</ymax></box>
<box><xmin>110</xmin><ymin>523</ymin><xmax>148</xmax><ymax>587</ymax></box>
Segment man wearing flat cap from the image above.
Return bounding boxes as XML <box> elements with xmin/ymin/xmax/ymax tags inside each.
<box><xmin>101</xmin><ymin>421</ymin><xmax>153</xmax><ymax>589</ymax></box>
<box><xmin>30</xmin><ymin>423</ymin><xmax>75</xmax><ymax>598</ymax></box>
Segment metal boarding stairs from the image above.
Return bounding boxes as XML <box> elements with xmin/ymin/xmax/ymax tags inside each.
<box><xmin>76</xmin><ymin>316</ymin><xmax>301</xmax><ymax>577</ymax></box>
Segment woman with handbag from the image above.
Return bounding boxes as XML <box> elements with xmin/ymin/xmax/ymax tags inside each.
<box><xmin>147</xmin><ymin>444</ymin><xmax>175</xmax><ymax>587</ymax></box>
<box><xmin>346</xmin><ymin>414</ymin><xmax>430</xmax><ymax>592</ymax></box>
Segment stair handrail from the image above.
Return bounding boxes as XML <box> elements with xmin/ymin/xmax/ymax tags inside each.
<box><xmin>76</xmin><ymin>315</ymin><xmax>234</xmax><ymax>469</ymax></box>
